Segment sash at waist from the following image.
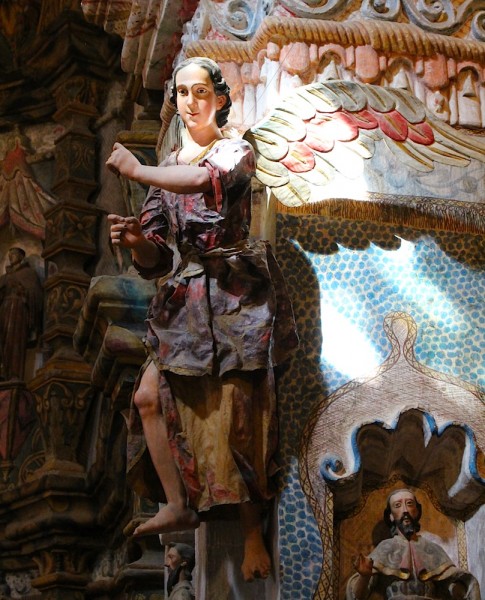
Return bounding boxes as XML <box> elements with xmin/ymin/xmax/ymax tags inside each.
<box><xmin>172</xmin><ymin>239</ymin><xmax>261</xmax><ymax>283</ymax></box>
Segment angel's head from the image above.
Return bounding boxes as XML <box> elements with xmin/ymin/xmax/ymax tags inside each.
<box><xmin>170</xmin><ymin>57</ymin><xmax>232</xmax><ymax>128</ymax></box>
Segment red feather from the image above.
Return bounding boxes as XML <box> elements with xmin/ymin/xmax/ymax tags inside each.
<box><xmin>305</xmin><ymin>123</ymin><xmax>335</xmax><ymax>153</ymax></box>
<box><xmin>372</xmin><ymin>109</ymin><xmax>408</xmax><ymax>142</ymax></box>
<box><xmin>281</xmin><ymin>142</ymin><xmax>315</xmax><ymax>172</ymax></box>
<box><xmin>313</xmin><ymin>111</ymin><xmax>359</xmax><ymax>142</ymax></box>
<box><xmin>407</xmin><ymin>121</ymin><xmax>435</xmax><ymax>145</ymax></box>
<box><xmin>346</xmin><ymin>109</ymin><xmax>379</xmax><ymax>130</ymax></box>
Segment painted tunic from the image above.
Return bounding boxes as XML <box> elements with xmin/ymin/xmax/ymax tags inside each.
<box><xmin>127</xmin><ymin>137</ymin><xmax>298</xmax><ymax>511</ymax></box>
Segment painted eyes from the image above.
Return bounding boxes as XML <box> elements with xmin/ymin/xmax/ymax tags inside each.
<box><xmin>177</xmin><ymin>87</ymin><xmax>209</xmax><ymax>97</ymax></box>
<box><xmin>393</xmin><ymin>501</ymin><xmax>416</xmax><ymax>509</ymax></box>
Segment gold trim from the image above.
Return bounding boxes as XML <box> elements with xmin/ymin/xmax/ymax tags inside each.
<box><xmin>189</xmin><ymin>139</ymin><xmax>220</xmax><ymax>165</ymax></box>
<box><xmin>274</xmin><ymin>195</ymin><xmax>485</xmax><ymax>234</ymax></box>
<box><xmin>175</xmin><ymin>139</ymin><xmax>221</xmax><ymax>165</ymax></box>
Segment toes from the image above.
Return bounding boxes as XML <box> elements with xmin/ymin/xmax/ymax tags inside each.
<box><xmin>242</xmin><ymin>565</ymin><xmax>270</xmax><ymax>582</ymax></box>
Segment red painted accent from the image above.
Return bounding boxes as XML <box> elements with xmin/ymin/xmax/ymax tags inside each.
<box><xmin>281</xmin><ymin>141</ymin><xmax>316</xmax><ymax>172</ymax></box>
<box><xmin>373</xmin><ymin>109</ymin><xmax>408</xmax><ymax>142</ymax></box>
<box><xmin>407</xmin><ymin>121</ymin><xmax>435</xmax><ymax>145</ymax></box>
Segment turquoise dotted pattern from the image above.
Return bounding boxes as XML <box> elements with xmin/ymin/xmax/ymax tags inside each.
<box><xmin>274</xmin><ymin>214</ymin><xmax>485</xmax><ymax>599</ymax></box>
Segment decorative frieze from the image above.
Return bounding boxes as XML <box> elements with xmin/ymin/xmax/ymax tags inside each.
<box><xmin>156</xmin><ymin>17</ymin><xmax>485</xmax><ymax>136</ymax></box>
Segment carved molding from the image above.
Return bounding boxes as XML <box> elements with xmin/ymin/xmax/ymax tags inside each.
<box><xmin>44</xmin><ymin>279</ymin><xmax>91</xmax><ymax>334</ymax></box>
<box><xmin>53</xmin><ymin>76</ymin><xmax>99</xmax><ymax>113</ymax></box>
<box><xmin>155</xmin><ymin>16</ymin><xmax>485</xmax><ymax>137</ymax></box>
<box><xmin>185</xmin><ymin>16</ymin><xmax>485</xmax><ymax>63</ymax></box>
<box><xmin>300</xmin><ymin>312</ymin><xmax>485</xmax><ymax>508</ymax></box>
<box><xmin>278</xmin><ymin>0</ymin><xmax>485</xmax><ymax>40</ymax></box>
<box><xmin>73</xmin><ymin>275</ymin><xmax>155</xmax><ymax>367</ymax></box>
<box><xmin>81</xmin><ymin>0</ymin><xmax>199</xmax><ymax>88</ymax></box>
<box><xmin>200</xmin><ymin>0</ymin><xmax>271</xmax><ymax>40</ymax></box>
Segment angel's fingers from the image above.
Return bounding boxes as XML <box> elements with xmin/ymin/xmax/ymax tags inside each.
<box><xmin>110</xmin><ymin>224</ymin><xmax>127</xmax><ymax>233</ymax></box>
<box><xmin>110</xmin><ymin>227</ymin><xmax>125</xmax><ymax>237</ymax></box>
<box><xmin>110</xmin><ymin>230</ymin><xmax>127</xmax><ymax>245</ymax></box>
<box><xmin>107</xmin><ymin>214</ymin><xmax>125</xmax><ymax>223</ymax></box>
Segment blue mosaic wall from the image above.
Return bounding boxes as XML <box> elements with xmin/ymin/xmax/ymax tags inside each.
<box><xmin>274</xmin><ymin>214</ymin><xmax>485</xmax><ymax>599</ymax></box>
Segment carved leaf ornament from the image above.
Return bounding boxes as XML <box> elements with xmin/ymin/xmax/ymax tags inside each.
<box><xmin>243</xmin><ymin>80</ymin><xmax>485</xmax><ymax>207</ymax></box>
<box><xmin>282</xmin><ymin>0</ymin><xmax>485</xmax><ymax>39</ymax></box>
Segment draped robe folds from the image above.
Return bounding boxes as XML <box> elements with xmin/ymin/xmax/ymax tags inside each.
<box><xmin>126</xmin><ymin>137</ymin><xmax>298</xmax><ymax>512</ymax></box>
<box><xmin>346</xmin><ymin>534</ymin><xmax>481</xmax><ymax>600</ymax></box>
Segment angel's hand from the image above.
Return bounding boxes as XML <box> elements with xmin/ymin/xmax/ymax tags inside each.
<box><xmin>108</xmin><ymin>214</ymin><xmax>144</xmax><ymax>249</ymax></box>
<box><xmin>353</xmin><ymin>553</ymin><xmax>373</xmax><ymax>577</ymax></box>
<box><xmin>106</xmin><ymin>143</ymin><xmax>141</xmax><ymax>180</ymax></box>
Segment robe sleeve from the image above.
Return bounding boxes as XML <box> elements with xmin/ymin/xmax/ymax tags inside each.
<box><xmin>134</xmin><ymin>187</ymin><xmax>175</xmax><ymax>279</ymax></box>
<box><xmin>200</xmin><ymin>138</ymin><xmax>255</xmax><ymax>213</ymax></box>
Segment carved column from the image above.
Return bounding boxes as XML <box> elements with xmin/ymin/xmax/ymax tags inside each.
<box><xmin>0</xmin><ymin>382</ymin><xmax>36</xmax><ymax>487</ymax></box>
<box><xmin>30</xmin><ymin>76</ymin><xmax>101</xmax><ymax>474</ymax></box>
<box><xmin>26</xmin><ymin>76</ymin><xmax>102</xmax><ymax>599</ymax></box>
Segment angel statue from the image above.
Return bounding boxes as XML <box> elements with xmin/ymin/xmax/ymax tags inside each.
<box><xmin>106</xmin><ymin>57</ymin><xmax>485</xmax><ymax>583</ymax></box>
<box><xmin>107</xmin><ymin>56</ymin><xmax>299</xmax><ymax>582</ymax></box>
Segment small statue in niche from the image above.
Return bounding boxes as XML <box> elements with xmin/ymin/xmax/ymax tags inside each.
<box><xmin>165</xmin><ymin>542</ymin><xmax>195</xmax><ymax>600</ymax></box>
<box><xmin>346</xmin><ymin>488</ymin><xmax>481</xmax><ymax>600</ymax></box>
<box><xmin>0</xmin><ymin>247</ymin><xmax>43</xmax><ymax>381</ymax></box>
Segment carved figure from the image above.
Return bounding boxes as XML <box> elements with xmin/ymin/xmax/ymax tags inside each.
<box><xmin>346</xmin><ymin>489</ymin><xmax>481</xmax><ymax>600</ymax></box>
<box><xmin>0</xmin><ymin>247</ymin><xmax>43</xmax><ymax>380</ymax></box>
<box><xmin>107</xmin><ymin>57</ymin><xmax>298</xmax><ymax>581</ymax></box>
<box><xmin>165</xmin><ymin>542</ymin><xmax>195</xmax><ymax>600</ymax></box>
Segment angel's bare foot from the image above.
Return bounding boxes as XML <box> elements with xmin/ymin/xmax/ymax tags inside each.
<box><xmin>241</xmin><ymin>529</ymin><xmax>271</xmax><ymax>582</ymax></box>
<box><xmin>133</xmin><ymin>503</ymin><xmax>200</xmax><ymax>537</ymax></box>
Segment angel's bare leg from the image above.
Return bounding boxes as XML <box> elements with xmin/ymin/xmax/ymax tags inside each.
<box><xmin>239</xmin><ymin>502</ymin><xmax>271</xmax><ymax>582</ymax></box>
<box><xmin>132</xmin><ymin>361</ymin><xmax>199</xmax><ymax>536</ymax></box>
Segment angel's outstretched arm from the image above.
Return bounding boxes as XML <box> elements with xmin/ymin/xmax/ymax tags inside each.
<box><xmin>106</xmin><ymin>142</ymin><xmax>212</xmax><ymax>193</ymax></box>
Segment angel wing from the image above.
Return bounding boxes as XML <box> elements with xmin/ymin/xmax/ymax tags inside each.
<box><xmin>243</xmin><ymin>80</ymin><xmax>485</xmax><ymax>207</ymax></box>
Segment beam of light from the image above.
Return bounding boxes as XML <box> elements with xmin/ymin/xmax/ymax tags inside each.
<box><xmin>377</xmin><ymin>237</ymin><xmax>461</xmax><ymax>326</ymax></box>
<box><xmin>319</xmin><ymin>301</ymin><xmax>382</xmax><ymax>379</ymax></box>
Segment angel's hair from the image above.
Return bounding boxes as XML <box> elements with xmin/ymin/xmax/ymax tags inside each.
<box><xmin>170</xmin><ymin>57</ymin><xmax>232</xmax><ymax>127</ymax></box>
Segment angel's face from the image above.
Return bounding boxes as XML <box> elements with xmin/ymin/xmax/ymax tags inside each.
<box><xmin>174</xmin><ymin>64</ymin><xmax>226</xmax><ymax>133</ymax></box>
